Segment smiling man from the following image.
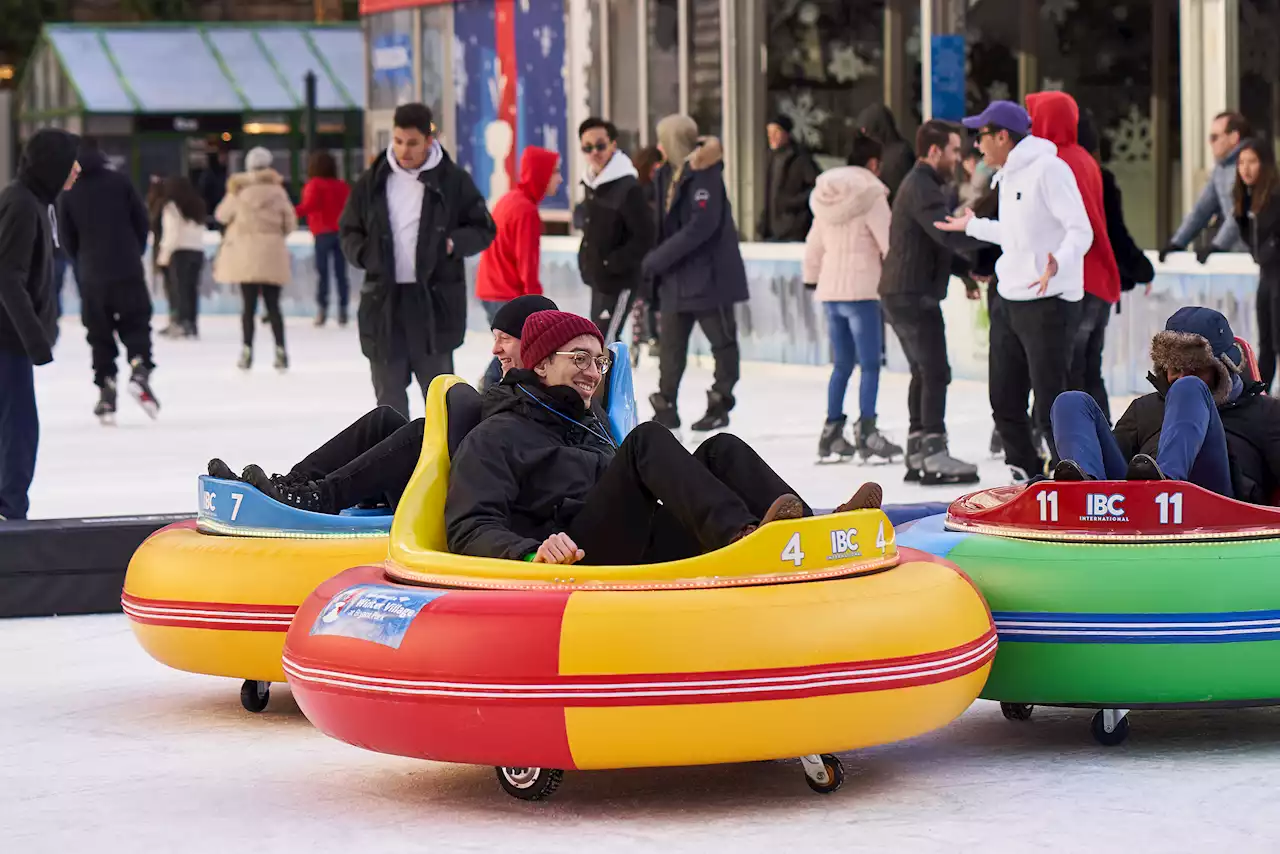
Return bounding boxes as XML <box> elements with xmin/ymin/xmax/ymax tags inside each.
<box><xmin>575</xmin><ymin>117</ymin><xmax>654</xmax><ymax>341</ymax></box>
<box><xmin>445</xmin><ymin>309</ymin><xmax>884</xmax><ymax>566</ymax></box>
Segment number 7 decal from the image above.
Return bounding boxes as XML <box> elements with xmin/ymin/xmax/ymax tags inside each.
<box><xmin>230</xmin><ymin>492</ymin><xmax>244</xmax><ymax>522</ymax></box>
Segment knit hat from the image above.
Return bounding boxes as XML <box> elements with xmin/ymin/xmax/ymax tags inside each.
<box><xmin>770</xmin><ymin>114</ymin><xmax>795</xmax><ymax>134</ymax></box>
<box><xmin>519</xmin><ymin>310</ymin><xmax>605</xmax><ymax>371</ymax></box>
<box><xmin>657</xmin><ymin>114</ymin><xmax>699</xmax><ymax>165</ymax></box>
<box><xmin>490</xmin><ymin>294</ymin><xmax>558</xmax><ymax>338</ymax></box>
<box><xmin>1151</xmin><ymin>306</ymin><xmax>1243</xmax><ymax>404</ymax></box>
<box><xmin>245</xmin><ymin>146</ymin><xmax>273</xmax><ymax>171</ymax></box>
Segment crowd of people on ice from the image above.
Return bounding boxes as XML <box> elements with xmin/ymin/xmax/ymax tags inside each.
<box><xmin>4</xmin><ymin>95</ymin><xmax>1280</xmax><ymax>550</ymax></box>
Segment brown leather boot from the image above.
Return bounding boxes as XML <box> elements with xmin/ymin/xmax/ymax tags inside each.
<box><xmin>732</xmin><ymin>493</ymin><xmax>805</xmax><ymax>543</ymax></box>
<box><xmin>835</xmin><ymin>482</ymin><xmax>884</xmax><ymax>513</ymax></box>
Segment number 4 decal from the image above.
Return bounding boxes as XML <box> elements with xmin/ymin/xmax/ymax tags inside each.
<box><xmin>876</xmin><ymin>520</ymin><xmax>886</xmax><ymax>554</ymax></box>
<box><xmin>781</xmin><ymin>533</ymin><xmax>805</xmax><ymax>566</ymax></box>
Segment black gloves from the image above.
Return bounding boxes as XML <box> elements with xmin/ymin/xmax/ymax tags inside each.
<box><xmin>1157</xmin><ymin>243</ymin><xmax>1181</xmax><ymax>263</ymax></box>
<box><xmin>1195</xmin><ymin>244</ymin><xmax>1218</xmax><ymax>264</ymax></box>
<box><xmin>803</xmin><ymin>282</ymin><xmax>817</xmax><ymax>291</ymax></box>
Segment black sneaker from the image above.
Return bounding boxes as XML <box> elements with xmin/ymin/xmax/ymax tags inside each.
<box><xmin>207</xmin><ymin>458</ymin><xmax>238</xmax><ymax>481</ymax></box>
<box><xmin>1126</xmin><ymin>453</ymin><xmax>1166</xmax><ymax>482</ymax></box>
<box><xmin>1053</xmin><ymin>460</ymin><xmax>1091</xmax><ymax>482</ymax></box>
<box><xmin>242</xmin><ymin>464</ymin><xmax>335</xmax><ymax>514</ymax></box>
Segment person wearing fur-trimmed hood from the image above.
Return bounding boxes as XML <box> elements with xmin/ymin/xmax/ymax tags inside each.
<box><xmin>641</xmin><ymin>114</ymin><xmax>748</xmax><ymax>433</ymax></box>
<box><xmin>1050</xmin><ymin>306</ymin><xmax>1280</xmax><ymax>503</ymax></box>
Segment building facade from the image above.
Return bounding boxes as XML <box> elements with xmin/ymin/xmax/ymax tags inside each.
<box><xmin>362</xmin><ymin>0</ymin><xmax>1272</xmax><ymax>247</ymax></box>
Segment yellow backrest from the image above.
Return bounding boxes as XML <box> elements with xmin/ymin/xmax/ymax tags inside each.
<box><xmin>389</xmin><ymin>374</ymin><xmax>467</xmax><ymax>558</ymax></box>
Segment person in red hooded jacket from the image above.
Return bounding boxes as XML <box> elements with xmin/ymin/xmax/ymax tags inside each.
<box><xmin>475</xmin><ymin>146</ymin><xmax>562</xmax><ymax>386</ymax></box>
<box><xmin>1026</xmin><ymin>91</ymin><xmax>1122</xmax><ymax>421</ymax></box>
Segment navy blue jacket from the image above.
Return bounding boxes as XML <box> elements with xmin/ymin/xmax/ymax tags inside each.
<box><xmin>642</xmin><ymin>138</ymin><xmax>749</xmax><ymax>314</ymax></box>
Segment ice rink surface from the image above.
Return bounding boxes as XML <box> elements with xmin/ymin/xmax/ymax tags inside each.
<box><xmin>5</xmin><ymin>318</ymin><xmax>1278</xmax><ymax>852</ymax></box>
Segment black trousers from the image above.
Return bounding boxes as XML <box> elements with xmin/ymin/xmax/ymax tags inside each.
<box><xmin>81</xmin><ymin>278</ymin><xmax>153</xmax><ymax>386</ymax></box>
<box><xmin>989</xmin><ymin>292</ymin><xmax>1081</xmax><ymax>473</ymax></box>
<box><xmin>167</xmin><ymin>249</ymin><xmax>203</xmax><ymax>331</ymax></box>
<box><xmin>291</xmin><ymin>406</ymin><xmax>423</xmax><ymax>510</ymax></box>
<box><xmin>0</xmin><ymin>350</ymin><xmax>38</xmax><ymax>520</ymax></box>
<box><xmin>369</xmin><ymin>283</ymin><xmax>455</xmax><ymax>418</ymax></box>
<box><xmin>589</xmin><ymin>288</ymin><xmax>637</xmax><ymax>344</ymax></box>
<box><xmin>241</xmin><ymin>283</ymin><xmax>285</xmax><ymax>350</ymax></box>
<box><xmin>881</xmin><ymin>296</ymin><xmax>949</xmax><ymax>434</ymax></box>
<box><xmin>566</xmin><ymin>422</ymin><xmax>810</xmax><ymax>565</ymax></box>
<box><xmin>1069</xmin><ymin>292</ymin><xmax>1113</xmax><ymax>422</ymax></box>
<box><xmin>1257</xmin><ymin>272</ymin><xmax>1280</xmax><ymax>391</ymax></box>
<box><xmin>657</xmin><ymin>306</ymin><xmax>740</xmax><ymax>402</ymax></box>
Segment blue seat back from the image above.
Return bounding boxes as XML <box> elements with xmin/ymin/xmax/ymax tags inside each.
<box><xmin>606</xmin><ymin>341</ymin><xmax>638</xmax><ymax>442</ymax></box>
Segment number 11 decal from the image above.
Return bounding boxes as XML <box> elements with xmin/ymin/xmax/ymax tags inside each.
<box><xmin>1037</xmin><ymin>490</ymin><xmax>1059</xmax><ymax>522</ymax></box>
<box><xmin>1155</xmin><ymin>491</ymin><xmax>1183</xmax><ymax>524</ymax></box>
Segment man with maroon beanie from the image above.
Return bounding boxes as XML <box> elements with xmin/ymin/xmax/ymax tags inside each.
<box><xmin>446</xmin><ymin>309</ymin><xmax>882</xmax><ymax>565</ymax></box>
<box><xmin>1026</xmin><ymin>91</ymin><xmax>1121</xmax><ymax>419</ymax></box>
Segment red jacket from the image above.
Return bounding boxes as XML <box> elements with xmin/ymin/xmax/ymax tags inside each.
<box><xmin>295</xmin><ymin>176</ymin><xmax>351</xmax><ymax>235</ymax></box>
<box><xmin>1027</xmin><ymin>91</ymin><xmax>1121</xmax><ymax>303</ymax></box>
<box><xmin>475</xmin><ymin>146</ymin><xmax>559</xmax><ymax>301</ymax></box>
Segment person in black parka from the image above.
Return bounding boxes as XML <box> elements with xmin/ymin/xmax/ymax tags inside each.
<box><xmin>855</xmin><ymin>104</ymin><xmax>917</xmax><ymax>205</ymax></box>
<box><xmin>757</xmin><ymin>114</ymin><xmax>820</xmax><ymax>243</ymax></box>
<box><xmin>642</xmin><ymin>115</ymin><xmax>749</xmax><ymax>432</ymax></box>
<box><xmin>58</xmin><ymin>136</ymin><xmax>157</xmax><ymax>421</ymax></box>
<box><xmin>339</xmin><ymin>103</ymin><xmax>496</xmax><ymax>418</ymax></box>
<box><xmin>0</xmin><ymin>129</ymin><xmax>80</xmax><ymax>520</ymax></box>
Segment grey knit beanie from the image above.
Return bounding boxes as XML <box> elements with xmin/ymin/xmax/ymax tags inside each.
<box><xmin>245</xmin><ymin>146</ymin><xmax>273</xmax><ymax>171</ymax></box>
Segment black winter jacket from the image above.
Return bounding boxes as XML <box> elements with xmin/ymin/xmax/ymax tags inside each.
<box><xmin>1235</xmin><ymin>190</ymin><xmax>1280</xmax><ymax>275</ymax></box>
<box><xmin>577</xmin><ymin>154</ymin><xmax>655</xmax><ymax>296</ymax></box>
<box><xmin>758</xmin><ymin>143</ymin><xmax>819</xmax><ymax>242</ymax></box>
<box><xmin>446</xmin><ymin>370</ymin><xmax>616</xmax><ymax>559</ymax></box>
<box><xmin>0</xmin><ymin>129</ymin><xmax>79</xmax><ymax>365</ymax></box>
<box><xmin>642</xmin><ymin>138</ymin><xmax>749</xmax><ymax>313</ymax></box>
<box><xmin>1101</xmin><ymin>167</ymin><xmax>1155</xmax><ymax>292</ymax></box>
<box><xmin>879</xmin><ymin>162</ymin><xmax>986</xmax><ymax>302</ymax></box>
<box><xmin>1114</xmin><ymin>374</ymin><xmax>1280</xmax><ymax>504</ymax></box>
<box><xmin>58</xmin><ymin>147</ymin><xmax>149</xmax><ymax>290</ymax></box>
<box><xmin>855</xmin><ymin>104</ymin><xmax>916</xmax><ymax>204</ymax></box>
<box><xmin>340</xmin><ymin>147</ymin><xmax>495</xmax><ymax>361</ymax></box>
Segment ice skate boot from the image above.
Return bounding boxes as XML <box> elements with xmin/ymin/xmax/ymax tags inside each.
<box><xmin>237</xmin><ymin>345</ymin><xmax>252</xmax><ymax>371</ymax></box>
<box><xmin>649</xmin><ymin>392</ymin><xmax>681</xmax><ymax>431</ymax></box>
<box><xmin>338</xmin><ymin>305</ymin><xmax>349</xmax><ymax>327</ymax></box>
<box><xmin>242</xmin><ymin>465</ymin><xmax>336</xmax><ymax>514</ymax></box>
<box><xmin>207</xmin><ymin>458</ymin><xmax>239</xmax><ymax>481</ymax></box>
<box><xmin>94</xmin><ymin>378</ymin><xmax>118</xmax><ymax>425</ymax></box>
<box><xmin>691</xmin><ymin>391</ymin><xmax>733</xmax><ymax>432</ymax></box>
<box><xmin>818</xmin><ymin>417</ymin><xmax>857</xmax><ymax>463</ymax></box>
<box><xmin>856</xmin><ymin>417</ymin><xmax>903</xmax><ymax>463</ymax></box>
<box><xmin>274</xmin><ymin>346</ymin><xmax>289</xmax><ymax>372</ymax></box>
<box><xmin>314</xmin><ymin>307</ymin><xmax>327</xmax><ymax>327</ymax></box>
<box><xmin>919</xmin><ymin>433</ymin><xmax>980</xmax><ymax>485</ymax></box>
<box><xmin>128</xmin><ymin>358</ymin><xmax>160</xmax><ymax>420</ymax></box>
<box><xmin>904</xmin><ymin>431</ymin><xmax>925</xmax><ymax>482</ymax></box>
<box><xmin>989</xmin><ymin>428</ymin><xmax>1003</xmax><ymax>458</ymax></box>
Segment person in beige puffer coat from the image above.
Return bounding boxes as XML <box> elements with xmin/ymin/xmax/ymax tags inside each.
<box><xmin>214</xmin><ymin>146</ymin><xmax>297</xmax><ymax>371</ymax></box>
<box><xmin>802</xmin><ymin>133</ymin><xmax>902</xmax><ymax>463</ymax></box>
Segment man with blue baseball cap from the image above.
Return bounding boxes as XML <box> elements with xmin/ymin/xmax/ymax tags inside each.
<box><xmin>1051</xmin><ymin>306</ymin><xmax>1280</xmax><ymax>502</ymax></box>
<box><xmin>937</xmin><ymin>99</ymin><xmax>1093</xmax><ymax>482</ymax></box>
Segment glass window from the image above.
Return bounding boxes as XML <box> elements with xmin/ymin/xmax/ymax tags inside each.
<box><xmin>368</xmin><ymin>10</ymin><xmax>416</xmax><ymax>111</ymax></box>
<box><xmin>687</xmin><ymin>0</ymin><xmax>722</xmax><ymax>138</ymax></box>
<box><xmin>647</xmin><ymin>0</ymin><xmax>680</xmax><ymax>133</ymax></box>
<box><xmin>420</xmin><ymin>5</ymin><xmax>449</xmax><ymax>127</ymax></box>
<box><xmin>1240</xmin><ymin>0</ymin><xmax>1279</xmax><ymax>145</ymax></box>
<box><xmin>765</xmin><ymin>0</ymin><xmax>886</xmax><ymax>162</ymax></box>
<box><xmin>606</xmin><ymin>0</ymin><xmax>643</xmax><ymax>153</ymax></box>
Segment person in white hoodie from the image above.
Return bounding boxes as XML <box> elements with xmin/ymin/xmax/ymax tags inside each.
<box><xmin>156</xmin><ymin>175</ymin><xmax>207</xmax><ymax>339</ymax></box>
<box><xmin>803</xmin><ymin>133</ymin><xmax>902</xmax><ymax>463</ymax></box>
<box><xmin>937</xmin><ymin>100</ymin><xmax>1091</xmax><ymax>479</ymax></box>
<box><xmin>575</xmin><ymin>117</ymin><xmax>655</xmax><ymax>341</ymax></box>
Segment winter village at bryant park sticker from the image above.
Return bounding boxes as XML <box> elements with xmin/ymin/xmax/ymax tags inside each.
<box><xmin>310</xmin><ymin>585</ymin><xmax>445</xmax><ymax>649</ymax></box>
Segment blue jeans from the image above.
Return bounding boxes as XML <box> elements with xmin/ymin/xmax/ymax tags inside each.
<box><xmin>481</xmin><ymin>299</ymin><xmax>506</xmax><ymax>388</ymax></box>
<box><xmin>825</xmin><ymin>300</ymin><xmax>882</xmax><ymax>423</ymax></box>
<box><xmin>314</xmin><ymin>232</ymin><xmax>349</xmax><ymax>311</ymax></box>
<box><xmin>0</xmin><ymin>350</ymin><xmax>38</xmax><ymax>519</ymax></box>
<box><xmin>1051</xmin><ymin>379</ymin><xmax>1234</xmax><ymax>497</ymax></box>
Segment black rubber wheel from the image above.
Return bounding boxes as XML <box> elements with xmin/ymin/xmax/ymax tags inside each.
<box><xmin>240</xmin><ymin>680</ymin><xmax>270</xmax><ymax>713</ymax></box>
<box><xmin>496</xmin><ymin>766</ymin><xmax>564</xmax><ymax>801</ymax></box>
<box><xmin>804</xmin><ymin>754</ymin><xmax>845</xmax><ymax>794</ymax></box>
<box><xmin>1001</xmin><ymin>702</ymin><xmax>1034</xmax><ymax>721</ymax></box>
<box><xmin>1090</xmin><ymin>710</ymin><xmax>1130</xmax><ymax>746</ymax></box>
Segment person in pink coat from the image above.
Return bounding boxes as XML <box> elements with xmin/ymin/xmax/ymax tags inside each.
<box><xmin>803</xmin><ymin>133</ymin><xmax>901</xmax><ymax>463</ymax></box>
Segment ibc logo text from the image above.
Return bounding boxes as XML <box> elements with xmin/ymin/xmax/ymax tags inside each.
<box><xmin>829</xmin><ymin>528</ymin><xmax>861</xmax><ymax>557</ymax></box>
<box><xmin>1082</xmin><ymin>493</ymin><xmax>1127</xmax><ymax>521</ymax></box>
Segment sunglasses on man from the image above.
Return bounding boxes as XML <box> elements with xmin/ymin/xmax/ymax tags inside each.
<box><xmin>581</xmin><ymin>141</ymin><xmax>611</xmax><ymax>154</ymax></box>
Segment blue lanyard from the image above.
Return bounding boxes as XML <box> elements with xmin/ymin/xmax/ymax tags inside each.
<box><xmin>518</xmin><ymin>385</ymin><xmax>617</xmax><ymax>449</ymax></box>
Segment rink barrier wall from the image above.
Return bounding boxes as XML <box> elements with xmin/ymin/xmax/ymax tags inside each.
<box><xmin>0</xmin><ymin>513</ymin><xmax>193</xmax><ymax>618</ymax></box>
<box><xmin>54</xmin><ymin>234</ymin><xmax>1263</xmax><ymax>396</ymax></box>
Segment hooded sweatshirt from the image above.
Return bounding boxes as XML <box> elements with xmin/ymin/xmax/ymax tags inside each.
<box><xmin>854</xmin><ymin>104</ymin><xmax>916</xmax><ymax>203</ymax></box>
<box><xmin>1027</xmin><ymin>91</ymin><xmax>1121</xmax><ymax>304</ymax></box>
<box><xmin>0</xmin><ymin>128</ymin><xmax>79</xmax><ymax>364</ymax></box>
<box><xmin>802</xmin><ymin>166</ymin><xmax>890</xmax><ymax>302</ymax></box>
<box><xmin>57</xmin><ymin>143</ymin><xmax>150</xmax><ymax>289</ymax></box>
<box><xmin>965</xmin><ymin>134</ymin><xmax>1093</xmax><ymax>302</ymax></box>
<box><xmin>475</xmin><ymin>146</ymin><xmax>559</xmax><ymax>301</ymax></box>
